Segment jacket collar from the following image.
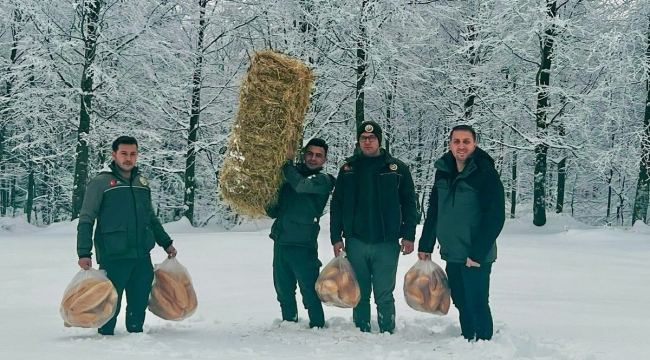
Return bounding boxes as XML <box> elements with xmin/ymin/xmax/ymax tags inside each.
<box><xmin>296</xmin><ymin>163</ymin><xmax>322</xmax><ymax>177</ymax></box>
<box><xmin>108</xmin><ymin>161</ymin><xmax>139</xmax><ymax>183</ymax></box>
<box><xmin>434</xmin><ymin>147</ymin><xmax>495</xmax><ymax>178</ymax></box>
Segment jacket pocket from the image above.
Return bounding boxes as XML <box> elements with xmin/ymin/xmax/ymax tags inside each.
<box><xmin>454</xmin><ymin>183</ymin><xmax>479</xmax><ymax>208</ymax></box>
<box><xmin>288</xmin><ymin>212</ymin><xmax>320</xmax><ymax>243</ymax></box>
<box><xmin>143</xmin><ymin>224</ymin><xmax>156</xmax><ymax>251</ymax></box>
<box><xmin>100</xmin><ymin>224</ymin><xmax>129</xmax><ymax>255</ymax></box>
<box><xmin>379</xmin><ymin>172</ymin><xmax>401</xmax><ymax>190</ymax></box>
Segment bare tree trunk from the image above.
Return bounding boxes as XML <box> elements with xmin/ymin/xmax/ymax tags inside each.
<box><xmin>183</xmin><ymin>0</ymin><xmax>208</xmax><ymax>227</ymax></box>
<box><xmin>533</xmin><ymin>0</ymin><xmax>557</xmax><ymax>227</ymax></box>
<box><xmin>0</xmin><ymin>129</ymin><xmax>5</xmax><ymax>217</ymax></box>
<box><xmin>72</xmin><ymin>0</ymin><xmax>102</xmax><ymax>219</ymax></box>
<box><xmin>7</xmin><ymin>8</ymin><xmax>21</xmax><ymax>96</ymax></box>
<box><xmin>555</xmin><ymin>125</ymin><xmax>566</xmax><ymax>213</ymax></box>
<box><xmin>463</xmin><ymin>23</ymin><xmax>478</xmax><ymax>121</ymax></box>
<box><xmin>414</xmin><ymin>112</ymin><xmax>425</xmax><ymax>223</ymax></box>
<box><xmin>618</xmin><ymin>177</ymin><xmax>627</xmax><ymax>225</ymax></box>
<box><xmin>414</xmin><ymin>114</ymin><xmax>424</xmax><ymax>187</ymax></box>
<box><xmin>355</xmin><ymin>0</ymin><xmax>369</xmax><ymax>130</ymax></box>
<box><xmin>297</xmin><ymin>0</ymin><xmax>315</xmax><ymax>64</ymax></box>
<box><xmin>42</xmin><ymin>162</ymin><xmax>52</xmax><ymax>225</ymax></box>
<box><xmin>555</xmin><ymin>157</ymin><xmax>566</xmax><ymax>213</ymax></box>
<box><xmin>10</xmin><ymin>177</ymin><xmax>16</xmax><ymax>216</ymax></box>
<box><xmin>606</xmin><ymin>168</ymin><xmax>613</xmax><ymax>222</ymax></box>
<box><xmin>26</xmin><ymin>166</ymin><xmax>34</xmax><ymax>223</ymax></box>
<box><xmin>605</xmin><ymin>132</ymin><xmax>615</xmax><ymax>222</ymax></box>
<box><xmin>510</xmin><ymin>151</ymin><xmax>517</xmax><ymax>219</ymax></box>
<box><xmin>570</xmin><ymin>172</ymin><xmax>578</xmax><ymax>217</ymax></box>
<box><xmin>632</xmin><ymin>18</ymin><xmax>650</xmax><ymax>224</ymax></box>
<box><xmin>1</xmin><ymin>8</ymin><xmax>23</xmax><ymax>217</ymax></box>
<box><xmin>385</xmin><ymin>64</ymin><xmax>397</xmax><ymax>153</ymax></box>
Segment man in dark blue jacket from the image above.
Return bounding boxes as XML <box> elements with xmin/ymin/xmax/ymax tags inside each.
<box><xmin>266</xmin><ymin>138</ymin><xmax>334</xmax><ymax>328</ymax></box>
<box><xmin>418</xmin><ymin>125</ymin><xmax>505</xmax><ymax>341</ymax></box>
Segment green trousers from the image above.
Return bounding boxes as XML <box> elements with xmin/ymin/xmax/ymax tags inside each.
<box><xmin>98</xmin><ymin>257</ymin><xmax>154</xmax><ymax>335</ymax></box>
<box><xmin>273</xmin><ymin>243</ymin><xmax>325</xmax><ymax>328</ymax></box>
<box><xmin>345</xmin><ymin>237</ymin><xmax>400</xmax><ymax>333</ymax></box>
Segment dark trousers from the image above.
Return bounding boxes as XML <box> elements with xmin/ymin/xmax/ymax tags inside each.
<box><xmin>98</xmin><ymin>257</ymin><xmax>154</xmax><ymax>335</ymax></box>
<box><xmin>345</xmin><ymin>237</ymin><xmax>400</xmax><ymax>333</ymax></box>
<box><xmin>273</xmin><ymin>243</ymin><xmax>324</xmax><ymax>328</ymax></box>
<box><xmin>446</xmin><ymin>262</ymin><xmax>493</xmax><ymax>340</ymax></box>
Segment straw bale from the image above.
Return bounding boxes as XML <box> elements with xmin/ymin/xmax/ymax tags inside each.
<box><xmin>220</xmin><ymin>50</ymin><xmax>314</xmax><ymax>216</ymax></box>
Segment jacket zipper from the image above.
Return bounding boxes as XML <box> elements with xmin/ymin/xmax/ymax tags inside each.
<box><xmin>450</xmin><ymin>162</ymin><xmax>476</xmax><ymax>207</ymax></box>
<box><xmin>129</xmin><ymin>175</ymin><xmax>140</xmax><ymax>257</ymax></box>
<box><xmin>450</xmin><ymin>178</ymin><xmax>457</xmax><ymax>207</ymax></box>
<box><xmin>377</xmin><ymin>174</ymin><xmax>387</xmax><ymax>241</ymax></box>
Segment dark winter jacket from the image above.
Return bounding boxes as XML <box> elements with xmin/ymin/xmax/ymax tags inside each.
<box><xmin>330</xmin><ymin>150</ymin><xmax>419</xmax><ymax>244</ymax></box>
<box><xmin>418</xmin><ymin>148</ymin><xmax>505</xmax><ymax>264</ymax></box>
<box><xmin>266</xmin><ymin>161</ymin><xmax>334</xmax><ymax>248</ymax></box>
<box><xmin>77</xmin><ymin>162</ymin><xmax>173</xmax><ymax>264</ymax></box>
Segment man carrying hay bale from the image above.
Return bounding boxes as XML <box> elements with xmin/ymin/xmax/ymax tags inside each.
<box><xmin>330</xmin><ymin>121</ymin><xmax>419</xmax><ymax>334</ymax></box>
<box><xmin>220</xmin><ymin>50</ymin><xmax>314</xmax><ymax>216</ymax></box>
<box><xmin>266</xmin><ymin>139</ymin><xmax>334</xmax><ymax>329</ymax></box>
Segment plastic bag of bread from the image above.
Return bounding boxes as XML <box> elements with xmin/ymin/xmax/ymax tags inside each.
<box><xmin>60</xmin><ymin>268</ymin><xmax>118</xmax><ymax>328</ymax></box>
<box><xmin>148</xmin><ymin>257</ymin><xmax>198</xmax><ymax>321</ymax></box>
<box><xmin>315</xmin><ymin>251</ymin><xmax>360</xmax><ymax>308</ymax></box>
<box><xmin>403</xmin><ymin>258</ymin><xmax>451</xmax><ymax>315</ymax></box>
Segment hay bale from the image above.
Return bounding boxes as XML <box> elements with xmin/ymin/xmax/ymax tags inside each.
<box><xmin>220</xmin><ymin>50</ymin><xmax>314</xmax><ymax>216</ymax></box>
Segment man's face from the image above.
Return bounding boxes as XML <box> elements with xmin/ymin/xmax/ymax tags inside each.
<box><xmin>111</xmin><ymin>144</ymin><xmax>138</xmax><ymax>172</ymax></box>
<box><xmin>449</xmin><ymin>130</ymin><xmax>476</xmax><ymax>163</ymax></box>
<box><xmin>358</xmin><ymin>132</ymin><xmax>380</xmax><ymax>156</ymax></box>
<box><xmin>303</xmin><ymin>145</ymin><xmax>327</xmax><ymax>170</ymax></box>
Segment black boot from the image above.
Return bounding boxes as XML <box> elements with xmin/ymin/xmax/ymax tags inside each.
<box><xmin>283</xmin><ymin>313</ymin><xmax>298</xmax><ymax>323</ymax></box>
<box><xmin>356</xmin><ymin>322</ymin><xmax>371</xmax><ymax>333</ymax></box>
<box><xmin>308</xmin><ymin>305</ymin><xmax>325</xmax><ymax>328</ymax></box>
<box><xmin>458</xmin><ymin>309</ymin><xmax>475</xmax><ymax>341</ymax></box>
<box><xmin>377</xmin><ymin>306</ymin><xmax>395</xmax><ymax>334</ymax></box>
<box><xmin>97</xmin><ymin>328</ymin><xmax>114</xmax><ymax>336</ymax></box>
<box><xmin>353</xmin><ymin>303</ymin><xmax>371</xmax><ymax>332</ymax></box>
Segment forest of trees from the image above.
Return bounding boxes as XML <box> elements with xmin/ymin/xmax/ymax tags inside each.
<box><xmin>1</xmin><ymin>0</ymin><xmax>649</xmax><ymax>229</ymax></box>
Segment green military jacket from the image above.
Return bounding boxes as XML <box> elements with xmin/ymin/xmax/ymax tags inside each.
<box><xmin>418</xmin><ymin>148</ymin><xmax>505</xmax><ymax>264</ymax></box>
<box><xmin>266</xmin><ymin>161</ymin><xmax>334</xmax><ymax>248</ymax></box>
<box><xmin>77</xmin><ymin>162</ymin><xmax>173</xmax><ymax>264</ymax></box>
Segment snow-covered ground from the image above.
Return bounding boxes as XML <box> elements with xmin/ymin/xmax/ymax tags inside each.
<box><xmin>1</xmin><ymin>214</ymin><xmax>648</xmax><ymax>360</ymax></box>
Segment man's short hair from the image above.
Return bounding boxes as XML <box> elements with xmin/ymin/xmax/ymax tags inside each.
<box><xmin>449</xmin><ymin>125</ymin><xmax>477</xmax><ymax>141</ymax></box>
<box><xmin>112</xmin><ymin>136</ymin><xmax>139</xmax><ymax>152</ymax></box>
<box><xmin>304</xmin><ymin>138</ymin><xmax>328</xmax><ymax>155</ymax></box>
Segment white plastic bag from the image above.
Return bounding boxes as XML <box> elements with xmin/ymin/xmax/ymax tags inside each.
<box><xmin>148</xmin><ymin>257</ymin><xmax>198</xmax><ymax>321</ymax></box>
<box><xmin>60</xmin><ymin>268</ymin><xmax>118</xmax><ymax>328</ymax></box>
<box><xmin>403</xmin><ymin>258</ymin><xmax>451</xmax><ymax>315</ymax></box>
<box><xmin>315</xmin><ymin>251</ymin><xmax>360</xmax><ymax>308</ymax></box>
